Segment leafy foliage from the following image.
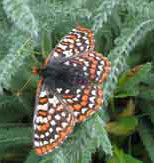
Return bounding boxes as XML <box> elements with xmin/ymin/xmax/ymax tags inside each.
<box><xmin>108</xmin><ymin>146</ymin><xmax>142</xmax><ymax>163</ymax></box>
<box><xmin>0</xmin><ymin>0</ymin><xmax>154</xmax><ymax>162</ymax></box>
<box><xmin>138</xmin><ymin>121</ymin><xmax>154</xmax><ymax>163</ymax></box>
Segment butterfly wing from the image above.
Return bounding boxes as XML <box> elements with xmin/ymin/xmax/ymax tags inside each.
<box><xmin>33</xmin><ymin>80</ymin><xmax>75</xmax><ymax>156</ymax></box>
<box><xmin>59</xmin><ymin>84</ymin><xmax>103</xmax><ymax>122</ymax></box>
<box><xmin>62</xmin><ymin>50</ymin><xmax>111</xmax><ymax>84</ymax></box>
<box><xmin>44</xmin><ymin>25</ymin><xmax>95</xmax><ymax>65</ymax></box>
<box><xmin>58</xmin><ymin>50</ymin><xmax>111</xmax><ymax>122</ymax></box>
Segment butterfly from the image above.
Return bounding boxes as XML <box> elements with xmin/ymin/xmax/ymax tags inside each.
<box><xmin>33</xmin><ymin>25</ymin><xmax>111</xmax><ymax>155</ymax></box>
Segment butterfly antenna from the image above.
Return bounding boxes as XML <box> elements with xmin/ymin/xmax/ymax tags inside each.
<box><xmin>75</xmin><ymin>16</ymin><xmax>80</xmax><ymax>27</ymax></box>
<box><xmin>16</xmin><ymin>75</ymin><xmax>34</xmax><ymax>96</ymax></box>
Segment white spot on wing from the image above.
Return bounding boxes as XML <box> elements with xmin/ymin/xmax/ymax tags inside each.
<box><xmin>55</xmin><ymin>114</ymin><xmax>61</xmax><ymax>120</ymax></box>
<box><xmin>40</xmin><ymin>134</ymin><xmax>45</xmax><ymax>138</ymax></box>
<box><xmin>73</xmin><ymin>97</ymin><xmax>78</xmax><ymax>101</ymax></box>
<box><xmin>80</xmin><ymin>46</ymin><xmax>84</xmax><ymax>51</ymax></box>
<box><xmin>49</xmin><ymin>128</ymin><xmax>53</xmax><ymax>133</ymax></box>
<box><xmin>48</xmin><ymin>115</ymin><xmax>51</xmax><ymax>120</ymax></box>
<box><xmin>78</xmin><ymin>58</ymin><xmax>84</xmax><ymax>62</ymax></box>
<box><xmin>76</xmin><ymin>42</ymin><xmax>82</xmax><ymax>46</ymax></box>
<box><xmin>49</xmin><ymin>108</ymin><xmax>55</xmax><ymax>114</ymax></box>
<box><xmin>76</xmin><ymin>38</ymin><xmax>80</xmax><ymax>42</ymax></box>
<box><xmin>61</xmin><ymin>112</ymin><xmax>66</xmax><ymax>117</ymax></box>
<box><xmin>44</xmin><ymin>141</ymin><xmax>48</xmax><ymax>145</ymax></box>
<box><xmin>40</xmin><ymin>91</ymin><xmax>46</xmax><ymax>97</ymax></box>
<box><xmin>54</xmin><ymin>135</ymin><xmax>59</xmax><ymax>139</ymax></box>
<box><xmin>34</xmin><ymin>134</ymin><xmax>39</xmax><ymax>138</ymax></box>
<box><xmin>64</xmin><ymin>61</ymin><xmax>70</xmax><ymax>66</ymax></box>
<box><xmin>65</xmin><ymin>89</ymin><xmax>70</xmax><ymax>94</ymax></box>
<box><xmin>89</xmin><ymin>96</ymin><xmax>95</xmax><ymax>103</ymax></box>
<box><xmin>77</xmin><ymin>94</ymin><xmax>81</xmax><ymax>98</ymax></box>
<box><xmin>85</xmin><ymin>40</ymin><xmax>89</xmax><ymax>44</ymax></box>
<box><xmin>96</xmin><ymin>56</ymin><xmax>101</xmax><ymax>60</ymax></box>
<box><xmin>58</xmin><ymin>44</ymin><xmax>67</xmax><ymax>50</ymax></box>
<box><xmin>96</xmin><ymin>77</ymin><xmax>99</xmax><ymax>81</ymax></box>
<box><xmin>57</xmin><ymin>88</ymin><xmax>62</xmax><ymax>93</ymax></box>
<box><xmin>36</xmin><ymin>116</ymin><xmax>43</xmax><ymax>123</ymax></box>
<box><xmin>63</xmin><ymin>50</ymin><xmax>73</xmax><ymax>57</ymax></box>
<box><xmin>53</xmin><ymin>52</ymin><xmax>59</xmax><ymax>57</ymax></box>
<box><xmin>37</xmin><ymin>104</ymin><xmax>48</xmax><ymax>111</ymax></box>
<box><xmin>89</xmin><ymin>53</ymin><xmax>95</xmax><ymax>57</ymax></box>
<box><xmin>51</xmin><ymin>120</ymin><xmax>56</xmax><ymax>126</ymax></box>
<box><xmin>98</xmin><ymin>65</ymin><xmax>103</xmax><ymax>71</ymax></box>
<box><xmin>74</xmin><ymin>112</ymin><xmax>80</xmax><ymax>117</ymax></box>
<box><xmin>43</xmin><ymin>117</ymin><xmax>48</xmax><ymax>123</ymax></box>
<box><xmin>72</xmin><ymin>29</ymin><xmax>77</xmax><ymax>32</ymax></box>
<box><xmin>100</xmin><ymin>60</ymin><xmax>104</xmax><ymax>65</ymax></box>
<box><xmin>89</xmin><ymin>103</ymin><xmax>94</xmax><ymax>108</ymax></box>
<box><xmin>73</xmin><ymin>63</ymin><xmax>77</xmax><ymax>67</ymax></box>
<box><xmin>97</xmin><ymin>71</ymin><xmax>101</xmax><ymax>76</ymax></box>
<box><xmin>62</xmin><ymin>122</ymin><xmax>68</xmax><ymax>128</ymax></box>
<box><xmin>50</xmin><ymin>139</ymin><xmax>54</xmax><ymax>143</ymax></box>
<box><xmin>34</xmin><ymin>124</ymin><xmax>37</xmax><ymax>130</ymax></box>
<box><xmin>84</xmin><ymin>61</ymin><xmax>89</xmax><ymax>66</ymax></box>
<box><xmin>82</xmin><ymin>108</ymin><xmax>88</xmax><ymax>114</ymax></box>
<box><xmin>63</xmin><ymin>38</ymin><xmax>74</xmax><ymax>44</ymax></box>
<box><xmin>48</xmin><ymin>96</ymin><xmax>59</xmax><ymax>107</ymax></box>
<box><xmin>77</xmin><ymin>89</ymin><xmax>81</xmax><ymax>93</ymax></box>
<box><xmin>91</xmin><ymin>90</ymin><xmax>96</xmax><ymax>96</ymax></box>
<box><xmin>84</xmin><ymin>72</ymin><xmax>89</xmax><ymax>76</ymax></box>
<box><xmin>81</xmin><ymin>85</ymin><xmax>85</xmax><ymax>89</ymax></box>
<box><xmin>63</xmin><ymin>99</ymin><xmax>67</xmax><ymax>103</ymax></box>
<box><xmin>56</xmin><ymin>127</ymin><xmax>62</xmax><ymax>132</ymax></box>
<box><xmin>83</xmin><ymin>66</ymin><xmax>87</xmax><ymax>71</ymax></box>
<box><xmin>34</xmin><ymin>141</ymin><xmax>40</xmax><ymax>147</ymax></box>
<box><xmin>40</xmin><ymin>141</ymin><xmax>43</xmax><ymax>146</ymax></box>
<box><xmin>67</xmin><ymin>114</ymin><xmax>71</xmax><ymax>121</ymax></box>
<box><xmin>45</xmin><ymin>132</ymin><xmax>50</xmax><ymax>137</ymax></box>
<box><xmin>67</xmin><ymin>99</ymin><xmax>73</xmax><ymax>103</ymax></box>
<box><xmin>83</xmin><ymin>36</ymin><xmax>87</xmax><ymax>40</ymax></box>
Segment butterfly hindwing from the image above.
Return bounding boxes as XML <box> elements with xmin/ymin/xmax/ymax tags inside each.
<box><xmin>33</xmin><ymin>83</ymin><xmax>75</xmax><ymax>156</ymax></box>
<box><xmin>58</xmin><ymin>50</ymin><xmax>111</xmax><ymax>122</ymax></box>
<box><xmin>60</xmin><ymin>84</ymin><xmax>104</xmax><ymax>122</ymax></box>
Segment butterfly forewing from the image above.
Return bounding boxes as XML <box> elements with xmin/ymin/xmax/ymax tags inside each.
<box><xmin>63</xmin><ymin>50</ymin><xmax>111</xmax><ymax>84</ymax></box>
<box><xmin>33</xmin><ymin>84</ymin><xmax>75</xmax><ymax>156</ymax></box>
<box><xmin>49</xmin><ymin>26</ymin><xmax>95</xmax><ymax>61</ymax></box>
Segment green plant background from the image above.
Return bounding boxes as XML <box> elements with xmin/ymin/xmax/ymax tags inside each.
<box><xmin>0</xmin><ymin>0</ymin><xmax>154</xmax><ymax>162</ymax></box>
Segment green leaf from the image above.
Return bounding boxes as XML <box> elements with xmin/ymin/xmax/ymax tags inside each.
<box><xmin>3</xmin><ymin>0</ymin><xmax>38</xmax><ymax>37</ymax></box>
<box><xmin>139</xmin><ymin>101</ymin><xmax>154</xmax><ymax>126</ymax></box>
<box><xmin>122</xmin><ymin>63</ymin><xmax>151</xmax><ymax>88</ymax></box>
<box><xmin>106</xmin><ymin>116</ymin><xmax>138</xmax><ymax>136</ymax></box>
<box><xmin>116</xmin><ymin>63</ymin><xmax>152</xmax><ymax>97</ymax></box>
<box><xmin>0</xmin><ymin>127</ymin><xmax>32</xmax><ymax>155</ymax></box>
<box><xmin>41</xmin><ymin>31</ymin><xmax>52</xmax><ymax>57</ymax></box>
<box><xmin>114</xmin><ymin>86</ymin><xmax>139</xmax><ymax>98</ymax></box>
<box><xmin>139</xmin><ymin>86</ymin><xmax>154</xmax><ymax>100</ymax></box>
<box><xmin>0</xmin><ymin>33</ymin><xmax>32</xmax><ymax>89</ymax></box>
<box><xmin>138</xmin><ymin>121</ymin><xmax>154</xmax><ymax>163</ymax></box>
<box><xmin>107</xmin><ymin>146</ymin><xmax>142</xmax><ymax>163</ymax></box>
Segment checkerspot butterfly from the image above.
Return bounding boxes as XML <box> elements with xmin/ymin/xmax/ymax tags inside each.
<box><xmin>33</xmin><ymin>25</ymin><xmax>111</xmax><ymax>155</ymax></box>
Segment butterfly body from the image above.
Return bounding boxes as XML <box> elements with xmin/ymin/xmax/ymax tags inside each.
<box><xmin>33</xmin><ymin>26</ymin><xmax>111</xmax><ymax>156</ymax></box>
<box><xmin>41</xmin><ymin>58</ymin><xmax>89</xmax><ymax>92</ymax></box>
